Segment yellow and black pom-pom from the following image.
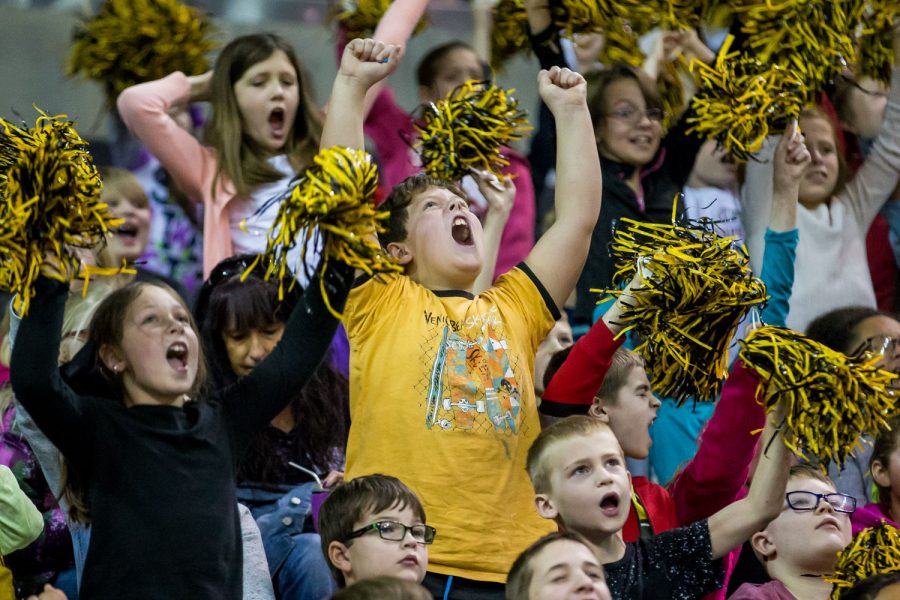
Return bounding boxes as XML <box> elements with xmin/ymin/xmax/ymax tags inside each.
<box><xmin>688</xmin><ymin>36</ymin><xmax>806</xmax><ymax>161</ymax></box>
<box><xmin>414</xmin><ymin>81</ymin><xmax>530</xmax><ymax>183</ymax></box>
<box><xmin>856</xmin><ymin>1</ymin><xmax>899</xmax><ymax>85</ymax></box>
<box><xmin>332</xmin><ymin>0</ymin><xmax>428</xmax><ymax>40</ymax></box>
<box><xmin>490</xmin><ymin>0</ymin><xmax>531</xmax><ymax>69</ymax></box>
<box><xmin>0</xmin><ymin>110</ymin><xmax>130</xmax><ymax>315</ymax></box>
<box><xmin>827</xmin><ymin>523</ymin><xmax>900</xmax><ymax>598</ymax></box>
<box><xmin>68</xmin><ymin>0</ymin><xmax>216</xmax><ymax>100</ymax></box>
<box><xmin>246</xmin><ymin>146</ymin><xmax>400</xmax><ymax>317</ymax></box>
<box><xmin>600</xmin><ymin>207</ymin><xmax>768</xmax><ymax>404</ymax></box>
<box><xmin>730</xmin><ymin>0</ymin><xmax>864</xmax><ymax>101</ymax></box>
<box><xmin>739</xmin><ymin>326</ymin><xmax>898</xmax><ymax>470</ymax></box>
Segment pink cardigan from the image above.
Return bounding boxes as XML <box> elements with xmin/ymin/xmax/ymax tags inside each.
<box><xmin>118</xmin><ymin>72</ymin><xmax>238</xmax><ymax>278</ymax></box>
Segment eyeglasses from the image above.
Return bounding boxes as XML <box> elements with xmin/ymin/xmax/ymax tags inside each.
<box><xmin>345</xmin><ymin>521</ymin><xmax>437</xmax><ymax>545</ymax></box>
<box><xmin>785</xmin><ymin>491</ymin><xmax>856</xmax><ymax>514</ymax></box>
<box><xmin>837</xmin><ymin>73</ymin><xmax>889</xmax><ymax>98</ymax></box>
<box><xmin>850</xmin><ymin>335</ymin><xmax>900</xmax><ymax>359</ymax></box>
<box><xmin>603</xmin><ymin>106</ymin><xmax>665</xmax><ymax>126</ymax></box>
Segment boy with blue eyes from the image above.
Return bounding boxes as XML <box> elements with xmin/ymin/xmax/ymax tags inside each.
<box><xmin>526</xmin><ymin>416</ymin><xmax>793</xmax><ymax>599</ymax></box>
<box><xmin>319</xmin><ymin>474</ymin><xmax>434</xmax><ymax>588</ymax></box>
<box><xmin>730</xmin><ymin>465</ymin><xmax>856</xmax><ymax>600</ymax></box>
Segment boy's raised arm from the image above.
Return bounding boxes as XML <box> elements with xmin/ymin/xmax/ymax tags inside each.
<box><xmin>524</xmin><ymin>67</ymin><xmax>602</xmax><ymax>309</ymax></box>
<box><xmin>323</xmin><ymin>39</ymin><xmax>402</xmax><ymax>151</ymax></box>
<box><xmin>706</xmin><ymin>417</ymin><xmax>791</xmax><ymax>560</ymax></box>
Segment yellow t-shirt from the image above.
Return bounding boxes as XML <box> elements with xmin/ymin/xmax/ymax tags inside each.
<box><xmin>342</xmin><ymin>265</ymin><xmax>558</xmax><ymax>582</ymax></box>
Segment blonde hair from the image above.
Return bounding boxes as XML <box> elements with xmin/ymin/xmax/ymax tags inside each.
<box><xmin>526</xmin><ymin>416</ymin><xmax>619</xmax><ymax>494</ymax></box>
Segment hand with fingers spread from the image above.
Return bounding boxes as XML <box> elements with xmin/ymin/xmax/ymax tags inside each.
<box><xmin>538</xmin><ymin>66</ymin><xmax>588</xmax><ymax>116</ymax></box>
<box><xmin>338</xmin><ymin>38</ymin><xmax>402</xmax><ymax>92</ymax></box>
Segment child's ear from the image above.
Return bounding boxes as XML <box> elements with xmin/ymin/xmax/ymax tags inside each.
<box><xmin>588</xmin><ymin>402</ymin><xmax>610</xmax><ymax>422</ymax></box>
<box><xmin>750</xmin><ymin>530</ymin><xmax>776</xmax><ymax>563</ymax></box>
<box><xmin>328</xmin><ymin>541</ymin><xmax>353</xmax><ymax>580</ymax></box>
<box><xmin>98</xmin><ymin>343</ymin><xmax>125</xmax><ymax>374</ymax></box>
<box><xmin>386</xmin><ymin>242</ymin><xmax>413</xmax><ymax>266</ymax></box>
<box><xmin>872</xmin><ymin>458</ymin><xmax>891</xmax><ymax>489</ymax></box>
<box><xmin>534</xmin><ymin>493</ymin><xmax>558</xmax><ymax>520</ymax></box>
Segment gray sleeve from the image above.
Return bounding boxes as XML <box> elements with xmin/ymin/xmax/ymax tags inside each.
<box><xmin>8</xmin><ymin>300</ymin><xmax>65</xmax><ymax>499</ymax></box>
<box><xmin>240</xmin><ymin>503</ymin><xmax>276</xmax><ymax>600</ymax></box>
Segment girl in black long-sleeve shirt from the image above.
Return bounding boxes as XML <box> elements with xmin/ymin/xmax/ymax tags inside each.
<box><xmin>10</xmin><ymin>264</ymin><xmax>351</xmax><ymax>600</ymax></box>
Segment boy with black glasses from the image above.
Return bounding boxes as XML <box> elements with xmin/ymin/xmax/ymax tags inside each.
<box><xmin>730</xmin><ymin>465</ymin><xmax>856</xmax><ymax>599</ymax></box>
<box><xmin>319</xmin><ymin>474</ymin><xmax>435</xmax><ymax>588</ymax></box>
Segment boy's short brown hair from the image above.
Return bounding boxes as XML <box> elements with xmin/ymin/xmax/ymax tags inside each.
<box><xmin>595</xmin><ymin>348</ymin><xmax>643</xmax><ymax>405</ymax></box>
<box><xmin>318</xmin><ymin>474</ymin><xmax>427</xmax><ymax>582</ymax></box>
<box><xmin>379</xmin><ymin>174</ymin><xmax>468</xmax><ymax>248</ymax></box>
<box><xmin>506</xmin><ymin>531</ymin><xmax>597</xmax><ymax>599</ymax></box>
<box><xmin>787</xmin><ymin>464</ymin><xmax>834</xmax><ymax>487</ymax></box>
<box><xmin>526</xmin><ymin>416</ymin><xmax>619</xmax><ymax>495</ymax></box>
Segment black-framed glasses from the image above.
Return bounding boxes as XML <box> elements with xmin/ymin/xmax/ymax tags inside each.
<box><xmin>836</xmin><ymin>73</ymin><xmax>889</xmax><ymax>98</ymax></box>
<box><xmin>850</xmin><ymin>335</ymin><xmax>900</xmax><ymax>359</ymax></box>
<box><xmin>345</xmin><ymin>521</ymin><xmax>437</xmax><ymax>545</ymax></box>
<box><xmin>785</xmin><ymin>491</ymin><xmax>856</xmax><ymax>514</ymax></box>
<box><xmin>603</xmin><ymin>106</ymin><xmax>665</xmax><ymax>125</ymax></box>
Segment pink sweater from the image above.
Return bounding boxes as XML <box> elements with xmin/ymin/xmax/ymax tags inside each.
<box><xmin>118</xmin><ymin>72</ymin><xmax>238</xmax><ymax>278</ymax></box>
<box><xmin>365</xmin><ymin>86</ymin><xmax>536</xmax><ymax>278</ymax></box>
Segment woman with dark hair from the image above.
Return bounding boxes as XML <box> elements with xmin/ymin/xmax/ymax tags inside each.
<box><xmin>194</xmin><ymin>255</ymin><xmax>350</xmax><ymax>600</ymax></box>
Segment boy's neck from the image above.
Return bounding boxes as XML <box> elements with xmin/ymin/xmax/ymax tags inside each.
<box><xmin>779</xmin><ymin>572</ymin><xmax>834</xmax><ymax>600</ymax></box>
<box><xmin>409</xmin><ymin>271</ymin><xmax>476</xmax><ymax>295</ymax></box>
<box><xmin>581</xmin><ymin>529</ymin><xmax>627</xmax><ymax>564</ymax></box>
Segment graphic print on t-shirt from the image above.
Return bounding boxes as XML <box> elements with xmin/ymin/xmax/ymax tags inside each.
<box><xmin>423</xmin><ymin>309</ymin><xmax>522</xmax><ymax>434</ymax></box>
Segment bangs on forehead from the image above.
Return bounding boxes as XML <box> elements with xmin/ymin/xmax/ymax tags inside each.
<box><xmin>212</xmin><ymin>278</ymin><xmax>285</xmax><ymax>334</ymax></box>
<box><xmin>365</xmin><ymin>495</ymin><xmax>426</xmax><ymax>523</ymax></box>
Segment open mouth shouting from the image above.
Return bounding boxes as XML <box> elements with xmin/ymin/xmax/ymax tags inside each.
<box><xmin>451</xmin><ymin>216</ymin><xmax>474</xmax><ymax>246</ymax></box>
<box><xmin>166</xmin><ymin>342</ymin><xmax>189</xmax><ymax>373</ymax></box>
<box><xmin>115</xmin><ymin>222</ymin><xmax>140</xmax><ymax>241</ymax></box>
<box><xmin>599</xmin><ymin>492</ymin><xmax>621</xmax><ymax>517</ymax></box>
<box><xmin>268</xmin><ymin>107</ymin><xmax>286</xmax><ymax>138</ymax></box>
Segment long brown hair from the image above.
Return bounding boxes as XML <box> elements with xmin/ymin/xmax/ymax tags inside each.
<box><xmin>205</xmin><ymin>33</ymin><xmax>323</xmax><ymax>198</ymax></box>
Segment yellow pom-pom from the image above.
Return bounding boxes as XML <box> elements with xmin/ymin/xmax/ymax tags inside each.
<box><xmin>415</xmin><ymin>81</ymin><xmax>530</xmax><ymax>182</ymax></box>
<box><xmin>856</xmin><ymin>0</ymin><xmax>899</xmax><ymax>84</ymax></box>
<box><xmin>490</xmin><ymin>0</ymin><xmax>531</xmax><ymax>69</ymax></box>
<box><xmin>739</xmin><ymin>326</ymin><xmax>898</xmax><ymax>470</ymax></box>
<box><xmin>332</xmin><ymin>0</ymin><xmax>428</xmax><ymax>40</ymax></box>
<box><xmin>246</xmin><ymin>147</ymin><xmax>400</xmax><ymax>317</ymax></box>
<box><xmin>600</xmin><ymin>207</ymin><xmax>768</xmax><ymax>404</ymax></box>
<box><xmin>827</xmin><ymin>523</ymin><xmax>900</xmax><ymax>598</ymax></box>
<box><xmin>67</xmin><ymin>0</ymin><xmax>216</xmax><ymax>100</ymax></box>
<box><xmin>731</xmin><ymin>0</ymin><xmax>864</xmax><ymax>101</ymax></box>
<box><xmin>0</xmin><ymin>109</ymin><xmax>131</xmax><ymax>315</ymax></box>
<box><xmin>688</xmin><ymin>35</ymin><xmax>806</xmax><ymax>161</ymax></box>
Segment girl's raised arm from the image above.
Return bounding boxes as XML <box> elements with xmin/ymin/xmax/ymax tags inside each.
<box><xmin>9</xmin><ymin>278</ymin><xmax>95</xmax><ymax>470</ymax></box>
<box><xmin>117</xmin><ymin>72</ymin><xmax>216</xmax><ymax>202</ymax></box>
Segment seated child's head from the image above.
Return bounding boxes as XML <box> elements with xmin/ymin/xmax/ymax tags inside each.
<box><xmin>750</xmin><ymin>465</ymin><xmax>854</xmax><ymax>578</ymax></box>
<box><xmin>416</xmin><ymin>41</ymin><xmax>488</xmax><ymax>103</ymax></box>
<box><xmin>527</xmin><ymin>416</ymin><xmax>631</xmax><ymax>539</ymax></box>
<box><xmin>833</xmin><ymin>73</ymin><xmax>888</xmax><ymax>141</ymax></box>
<box><xmin>380</xmin><ymin>174</ymin><xmax>484</xmax><ymax>290</ymax></box>
<box><xmin>506</xmin><ymin>531</ymin><xmax>612</xmax><ymax>600</ymax></box>
<box><xmin>330</xmin><ymin>575</ymin><xmax>433</xmax><ymax>600</ymax></box>
<box><xmin>871</xmin><ymin>414</ymin><xmax>900</xmax><ymax>515</ymax></box>
<box><xmin>840</xmin><ymin>572</ymin><xmax>900</xmax><ymax>600</ymax></box>
<box><xmin>586</xmin><ymin>348</ymin><xmax>659</xmax><ymax>460</ymax></box>
<box><xmin>97</xmin><ymin>166</ymin><xmax>151</xmax><ymax>266</ymax></box>
<box><xmin>319</xmin><ymin>474</ymin><xmax>432</xmax><ymax>587</ymax></box>
<box><xmin>534</xmin><ymin>316</ymin><xmax>574</xmax><ymax>397</ymax></box>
